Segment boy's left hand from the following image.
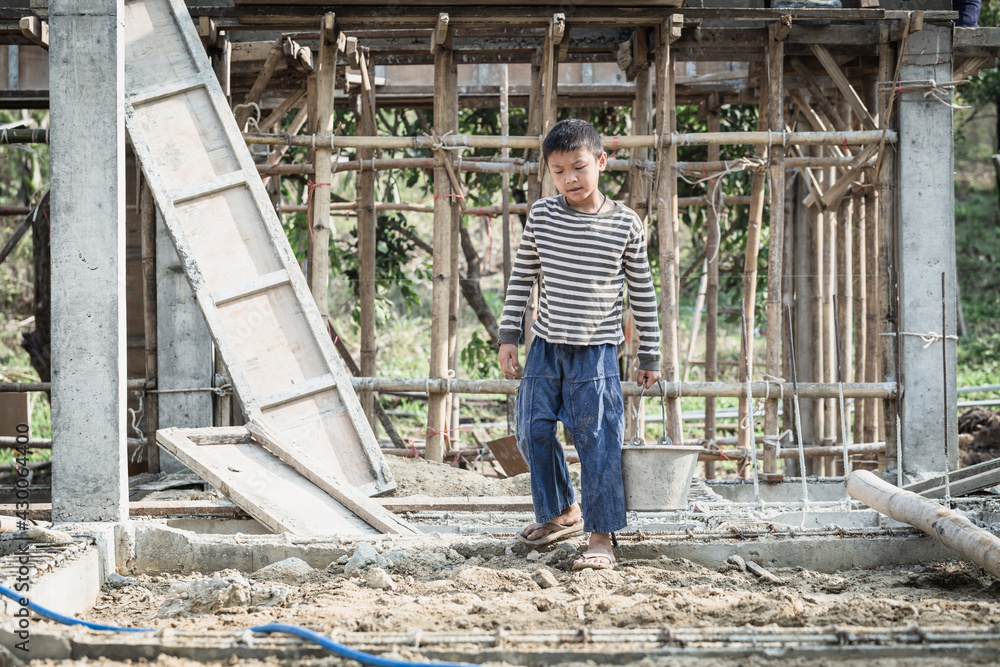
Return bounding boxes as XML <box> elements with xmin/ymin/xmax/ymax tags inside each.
<box><xmin>636</xmin><ymin>369</ymin><xmax>662</xmax><ymax>389</ymax></box>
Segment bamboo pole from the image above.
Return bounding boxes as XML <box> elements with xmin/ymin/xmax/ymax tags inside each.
<box><xmin>846</xmin><ymin>469</ymin><xmax>1000</xmax><ymax>578</ymax></box>
<box><xmin>500</xmin><ymin>63</ymin><xmax>514</xmax><ymax>433</ymax></box>
<box><xmin>656</xmin><ymin>22</ymin><xmax>682</xmax><ymax>443</ymax></box>
<box><xmin>139</xmin><ymin>176</ymin><xmax>159</xmax><ymax>473</ymax></box>
<box><xmin>739</xmin><ymin>70</ymin><xmax>767</xmax><ymax>460</ymax></box>
<box><xmin>763</xmin><ymin>23</ymin><xmax>787</xmax><ymax>476</ymax></box>
<box><xmin>810</xmin><ymin>157</ymin><xmax>825</xmax><ymax>474</ymax></box>
<box><xmin>823</xmin><ymin>165</ymin><xmax>837</xmax><ymax>473</ymax></box>
<box><xmin>524</xmin><ymin>51</ymin><xmax>543</xmax><ymax>352</ymax></box>
<box><xmin>258</xmin><ymin>156</ymin><xmax>865</xmax><ymax>177</ymax></box>
<box><xmin>704</xmin><ymin>103</ymin><xmax>721</xmax><ymax>476</ymax></box>
<box><xmin>307</xmin><ymin>16</ymin><xmax>337</xmax><ymax>326</ymax></box>
<box><xmin>358</xmin><ymin>47</ymin><xmax>378</xmax><ymax>431</ymax></box>
<box><xmin>863</xmin><ymin>186</ymin><xmax>879</xmax><ymax>445</ymax></box>
<box><xmin>426</xmin><ymin>45</ymin><xmax>456</xmax><ymax>463</ymax></box>
<box><xmin>625</xmin><ymin>66</ymin><xmax>653</xmax><ymax>443</ymax></box>
<box><xmin>243</xmin><ymin>129</ymin><xmax>897</xmax><ymax>150</ymax></box>
<box><xmin>348</xmin><ymin>376</ymin><xmax>897</xmax><ymax>398</ymax></box>
<box><xmin>853</xmin><ymin>187</ymin><xmax>868</xmax><ymax>444</ymax></box>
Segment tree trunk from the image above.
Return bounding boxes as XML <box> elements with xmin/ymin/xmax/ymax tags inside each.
<box><xmin>458</xmin><ymin>218</ymin><xmax>500</xmax><ymax>347</ymax></box>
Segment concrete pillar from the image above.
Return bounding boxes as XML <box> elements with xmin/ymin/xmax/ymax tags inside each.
<box><xmin>155</xmin><ymin>211</ymin><xmax>214</xmax><ymax>473</ymax></box>
<box><xmin>50</xmin><ymin>0</ymin><xmax>127</xmax><ymax>522</ymax></box>
<box><xmin>896</xmin><ymin>25</ymin><xmax>958</xmax><ymax>477</ymax></box>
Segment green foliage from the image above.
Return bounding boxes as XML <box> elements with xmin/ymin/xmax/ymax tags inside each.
<box><xmin>460</xmin><ymin>329</ymin><xmax>503</xmax><ymax>380</ymax></box>
<box><xmin>331</xmin><ymin>212</ymin><xmax>429</xmax><ymax>324</ymax></box>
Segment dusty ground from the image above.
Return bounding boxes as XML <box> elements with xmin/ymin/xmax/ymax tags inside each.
<box><xmin>26</xmin><ymin>456</ymin><xmax>1000</xmax><ymax>665</ymax></box>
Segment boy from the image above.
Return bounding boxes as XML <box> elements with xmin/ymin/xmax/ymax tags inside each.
<box><xmin>497</xmin><ymin>119</ymin><xmax>662</xmax><ymax>571</ymax></box>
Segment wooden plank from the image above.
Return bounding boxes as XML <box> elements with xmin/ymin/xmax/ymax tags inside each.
<box><xmin>183</xmin><ymin>425</ymin><xmax>253</xmax><ymax>444</ymax></box>
<box><xmin>128</xmin><ymin>76</ymin><xmax>207</xmax><ymax>108</ymax></box>
<box><xmin>169</xmin><ymin>170</ymin><xmax>246</xmax><ymax>203</ymax></box>
<box><xmin>258</xmin><ymin>373</ymin><xmax>337</xmax><ymax>409</ymax></box>
<box><xmin>485</xmin><ymin>434</ymin><xmax>529</xmax><ymax>477</ymax></box>
<box><xmin>256</xmin><ymin>87</ymin><xmax>306</xmax><ymax>133</ymax></box>
<box><xmin>377</xmin><ymin>495</ymin><xmax>534</xmax><ymax>513</ymax></box>
<box><xmin>247</xmin><ymin>421</ymin><xmax>419</xmax><ymax>535</ymax></box>
<box><xmin>156</xmin><ymin>427</ymin><xmax>378</xmax><ymax>536</ymax></box>
<box><xmin>124</xmin><ymin>0</ymin><xmax>396</xmax><ymax>502</ymax></box>
<box><xmin>788</xmin><ymin>57</ymin><xmax>849</xmax><ymax>133</ymax></box>
<box><xmin>809</xmin><ymin>43</ymin><xmax>877</xmax><ymax>132</ymax></box>
<box><xmin>212</xmin><ymin>269</ymin><xmax>290</xmax><ymax>305</ymax></box>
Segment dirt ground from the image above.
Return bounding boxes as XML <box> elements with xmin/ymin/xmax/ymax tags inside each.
<box><xmin>33</xmin><ymin>456</ymin><xmax>1000</xmax><ymax>666</ymax></box>
<box><xmin>959</xmin><ymin>406</ymin><xmax>1000</xmax><ymax>467</ymax></box>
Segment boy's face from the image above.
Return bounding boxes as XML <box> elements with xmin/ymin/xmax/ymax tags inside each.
<box><xmin>546</xmin><ymin>148</ymin><xmax>608</xmax><ymax>209</ymax></box>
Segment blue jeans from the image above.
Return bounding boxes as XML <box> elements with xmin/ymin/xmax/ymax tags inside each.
<box><xmin>515</xmin><ymin>339</ymin><xmax>627</xmax><ymax>534</ymax></box>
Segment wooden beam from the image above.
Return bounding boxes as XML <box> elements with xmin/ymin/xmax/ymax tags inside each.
<box><xmin>198</xmin><ymin>16</ymin><xmax>218</xmax><ymax>49</ymax></box>
<box><xmin>235</xmin><ymin>37</ymin><xmax>284</xmax><ymax>129</ymax></box>
<box><xmin>809</xmin><ymin>43</ymin><xmax>878</xmax><ymax>132</ymax></box>
<box><xmin>788</xmin><ymin>57</ymin><xmax>849</xmax><ymax>133</ymax></box>
<box><xmin>307</xmin><ymin>14</ymin><xmax>336</xmax><ymax>326</ymax></box>
<box><xmin>431</xmin><ymin>12</ymin><xmax>451</xmax><ymax>53</ymax></box>
<box><xmin>18</xmin><ymin>16</ymin><xmax>47</xmax><ymax>49</ymax></box>
<box><xmin>256</xmin><ymin>88</ymin><xmax>306</xmax><ymax>133</ymax></box>
<box><xmin>247</xmin><ymin>422</ymin><xmax>420</xmax><ymax>535</ymax></box>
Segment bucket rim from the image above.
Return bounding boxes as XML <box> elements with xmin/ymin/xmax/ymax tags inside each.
<box><xmin>621</xmin><ymin>444</ymin><xmax>703</xmax><ymax>453</ymax></box>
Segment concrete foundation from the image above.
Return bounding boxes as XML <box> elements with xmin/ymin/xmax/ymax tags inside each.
<box><xmin>49</xmin><ymin>0</ymin><xmax>128</xmax><ymax>522</ymax></box>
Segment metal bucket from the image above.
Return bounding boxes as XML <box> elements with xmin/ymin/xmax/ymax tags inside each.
<box><xmin>621</xmin><ymin>444</ymin><xmax>703</xmax><ymax>511</ymax></box>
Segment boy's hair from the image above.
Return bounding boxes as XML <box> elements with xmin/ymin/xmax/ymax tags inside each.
<box><xmin>542</xmin><ymin>119</ymin><xmax>604</xmax><ymax>162</ymax></box>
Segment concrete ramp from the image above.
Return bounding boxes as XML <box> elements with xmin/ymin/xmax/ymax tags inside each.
<box><xmin>123</xmin><ymin>0</ymin><xmax>398</xmax><ymax>531</ymax></box>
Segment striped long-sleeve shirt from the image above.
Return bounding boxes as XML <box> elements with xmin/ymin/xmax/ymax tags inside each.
<box><xmin>498</xmin><ymin>195</ymin><xmax>661</xmax><ymax>371</ymax></box>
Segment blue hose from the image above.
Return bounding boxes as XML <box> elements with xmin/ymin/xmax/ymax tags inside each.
<box><xmin>0</xmin><ymin>583</ymin><xmax>153</xmax><ymax>632</ymax></box>
<box><xmin>0</xmin><ymin>584</ymin><xmax>476</xmax><ymax>667</ymax></box>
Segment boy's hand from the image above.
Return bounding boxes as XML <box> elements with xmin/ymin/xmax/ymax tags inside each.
<box><xmin>637</xmin><ymin>369</ymin><xmax>662</xmax><ymax>389</ymax></box>
<box><xmin>498</xmin><ymin>343</ymin><xmax>521</xmax><ymax>378</ymax></box>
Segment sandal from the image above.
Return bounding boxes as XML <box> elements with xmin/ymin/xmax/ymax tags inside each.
<box><xmin>516</xmin><ymin>520</ymin><xmax>584</xmax><ymax>546</ymax></box>
<box><xmin>572</xmin><ymin>551</ymin><xmax>616</xmax><ymax>571</ymax></box>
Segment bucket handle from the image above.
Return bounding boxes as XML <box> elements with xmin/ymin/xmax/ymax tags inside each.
<box><xmin>627</xmin><ymin>383</ymin><xmax>647</xmax><ymax>446</ymax></box>
<box><xmin>656</xmin><ymin>380</ymin><xmax>673</xmax><ymax>447</ymax></box>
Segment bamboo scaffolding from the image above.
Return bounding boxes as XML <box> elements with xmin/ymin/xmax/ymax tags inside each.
<box><xmin>243</xmin><ymin>129</ymin><xmax>896</xmax><ymax>150</ymax></box>
<box><xmin>656</xmin><ymin>22</ymin><xmax>683</xmax><ymax>442</ymax></box>
<box><xmin>853</xmin><ymin>187</ymin><xmax>868</xmax><ymax>445</ymax></box>
<box><xmin>763</xmin><ymin>23</ymin><xmax>787</xmax><ymax>475</ymax></box>
<box><xmin>256</xmin><ymin>155</ymin><xmax>865</xmax><ymax>176</ymax></box>
<box><xmin>738</xmin><ymin>69</ymin><xmax>767</xmax><ymax>460</ymax></box>
<box><xmin>357</xmin><ymin>44</ymin><xmax>378</xmax><ymax>430</ymax></box>
<box><xmin>704</xmin><ymin>104</ymin><xmax>721</xmax><ymax>474</ymax></box>
<box><xmin>347</xmin><ymin>376</ymin><xmax>897</xmax><ymax>398</ymax></box>
<box><xmin>426</xmin><ymin>43</ymin><xmax>457</xmax><ymax>463</ymax></box>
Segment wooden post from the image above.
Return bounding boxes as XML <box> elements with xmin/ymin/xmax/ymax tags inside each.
<box><xmin>740</xmin><ymin>71</ymin><xmax>767</xmax><ymax>460</ymax></box>
<box><xmin>823</xmin><ymin>166</ymin><xmax>837</xmax><ymax>472</ymax></box>
<box><xmin>655</xmin><ymin>22</ymin><xmax>682</xmax><ymax>443</ymax></box>
<box><xmin>810</xmin><ymin>163</ymin><xmax>825</xmax><ymax>466</ymax></box>
<box><xmin>307</xmin><ymin>15</ymin><xmax>336</xmax><ymax>325</ymax></box>
<box><xmin>427</xmin><ymin>41</ymin><xmax>456</xmax><ymax>463</ymax></box>
<box><xmin>864</xmin><ymin>186</ymin><xmax>879</xmax><ymax>446</ymax></box>
<box><xmin>523</xmin><ymin>51</ymin><xmax>543</xmax><ymax>352</ymax></box>
<box><xmin>139</xmin><ymin>176</ymin><xmax>159</xmax><ymax>473</ymax></box>
<box><xmin>625</xmin><ymin>66</ymin><xmax>652</xmax><ymax>444</ymax></box>
<box><xmin>704</xmin><ymin>100</ymin><xmax>721</xmax><ymax>475</ymax></box>
<box><xmin>877</xmin><ymin>27</ymin><xmax>897</xmax><ymax>471</ymax></box>
<box><xmin>763</xmin><ymin>23</ymin><xmax>786</xmax><ymax>468</ymax></box>
<box><xmin>448</xmin><ymin>67</ymin><xmax>462</xmax><ymax>453</ymax></box>
<box><xmin>500</xmin><ymin>63</ymin><xmax>515</xmax><ymax>433</ymax></box>
<box><xmin>358</xmin><ymin>47</ymin><xmax>378</xmax><ymax>432</ymax></box>
<box><xmin>540</xmin><ymin>17</ymin><xmax>558</xmax><ymax>198</ymax></box>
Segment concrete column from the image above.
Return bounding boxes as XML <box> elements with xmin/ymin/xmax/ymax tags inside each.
<box><xmin>155</xmin><ymin>211</ymin><xmax>214</xmax><ymax>473</ymax></box>
<box><xmin>50</xmin><ymin>0</ymin><xmax>127</xmax><ymax>522</ymax></box>
<box><xmin>897</xmin><ymin>25</ymin><xmax>957</xmax><ymax>477</ymax></box>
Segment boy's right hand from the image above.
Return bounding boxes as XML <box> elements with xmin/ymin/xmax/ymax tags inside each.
<box><xmin>498</xmin><ymin>343</ymin><xmax>521</xmax><ymax>378</ymax></box>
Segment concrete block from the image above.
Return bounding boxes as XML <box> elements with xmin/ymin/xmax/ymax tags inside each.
<box><xmin>0</xmin><ymin>623</ymin><xmax>70</xmax><ymax>661</ymax></box>
<box><xmin>50</xmin><ymin>0</ymin><xmax>123</xmax><ymax>17</ymax></box>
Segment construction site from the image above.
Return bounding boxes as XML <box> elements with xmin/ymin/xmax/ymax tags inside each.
<box><xmin>3</xmin><ymin>0</ymin><xmax>1000</xmax><ymax>664</ymax></box>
